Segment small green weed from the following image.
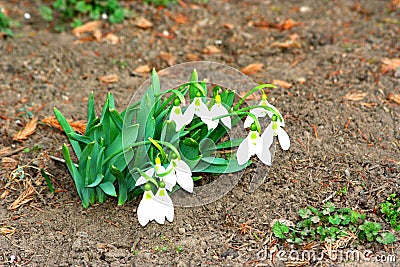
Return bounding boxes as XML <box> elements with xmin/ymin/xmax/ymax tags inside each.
<box><xmin>380</xmin><ymin>194</ymin><xmax>400</xmax><ymax>231</ymax></box>
<box><xmin>0</xmin><ymin>9</ymin><xmax>14</xmax><ymax>37</ymax></box>
<box><xmin>39</xmin><ymin>0</ymin><xmax>132</xmax><ymax>31</ymax></box>
<box><xmin>273</xmin><ymin>202</ymin><xmax>396</xmax><ymax>246</ymax></box>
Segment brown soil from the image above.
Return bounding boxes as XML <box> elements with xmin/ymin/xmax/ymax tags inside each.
<box><xmin>1</xmin><ymin>0</ymin><xmax>399</xmax><ymax>266</ymax></box>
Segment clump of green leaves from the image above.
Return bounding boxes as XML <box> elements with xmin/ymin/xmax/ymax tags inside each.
<box><xmin>39</xmin><ymin>0</ymin><xmax>131</xmax><ymax>31</ymax></box>
<box><xmin>273</xmin><ymin>202</ymin><xmax>396</xmax><ymax>246</ymax></box>
<box><xmin>0</xmin><ymin>9</ymin><xmax>14</xmax><ymax>37</ymax></box>
<box><xmin>380</xmin><ymin>194</ymin><xmax>400</xmax><ymax>231</ymax></box>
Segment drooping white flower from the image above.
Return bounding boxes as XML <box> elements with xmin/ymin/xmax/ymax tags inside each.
<box><xmin>243</xmin><ymin>94</ymin><xmax>284</xmax><ymax>128</ymax></box>
<box><xmin>169</xmin><ymin>99</ymin><xmax>195</xmax><ymax>131</ymax></box>
<box><xmin>164</xmin><ymin>158</ymin><xmax>194</xmax><ymax>193</ymax></box>
<box><xmin>262</xmin><ymin>115</ymin><xmax>290</xmax><ymax>151</ymax></box>
<box><xmin>136</xmin><ymin>183</ymin><xmax>174</xmax><ymax>226</ymax></box>
<box><xmin>237</xmin><ymin>126</ymin><xmax>272</xmax><ymax>166</ymax></box>
<box><xmin>207</xmin><ymin>94</ymin><xmax>231</xmax><ymax>129</ymax></box>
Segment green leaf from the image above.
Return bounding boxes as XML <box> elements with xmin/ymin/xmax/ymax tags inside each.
<box><xmin>62</xmin><ymin>144</ymin><xmax>84</xmax><ymax>199</ymax></box>
<box><xmin>189</xmin><ymin>69</ymin><xmax>198</xmax><ymax>100</ymax></box>
<box><xmin>151</xmin><ymin>69</ymin><xmax>161</xmax><ymax>95</ymax></box>
<box><xmin>273</xmin><ymin>222</ymin><xmax>289</xmax><ymax>239</ymax></box>
<box><xmin>376</xmin><ymin>232</ymin><xmax>396</xmax><ymax>244</ymax></box>
<box><xmin>86</xmin><ymin>92</ymin><xmax>96</xmax><ymax>134</ymax></box>
<box><xmin>54</xmin><ymin>107</ymin><xmax>82</xmax><ymax>158</ymax></box>
<box><xmin>39</xmin><ymin>5</ymin><xmax>53</xmax><ymax>21</ymax></box>
<box><xmin>200</xmin><ymin>157</ymin><xmax>229</xmax><ymax>166</ymax></box>
<box><xmin>67</xmin><ymin>132</ymin><xmax>92</xmax><ymax>145</ymax></box>
<box><xmin>192</xmin><ymin>158</ymin><xmax>250</xmax><ymax>173</ymax></box>
<box><xmin>328</xmin><ymin>214</ymin><xmax>341</xmax><ymax>225</ymax></box>
<box><xmin>85</xmin><ymin>174</ymin><xmax>104</xmax><ymax>188</ymax></box>
<box><xmin>299</xmin><ymin>208</ymin><xmax>312</xmax><ymax>219</ymax></box>
<box><xmin>99</xmin><ymin>182</ymin><xmax>117</xmax><ymax>197</ymax></box>
<box><xmin>41</xmin><ymin>169</ymin><xmax>55</xmax><ymax>193</ymax></box>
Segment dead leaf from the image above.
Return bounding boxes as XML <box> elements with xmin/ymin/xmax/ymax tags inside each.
<box><xmin>344</xmin><ymin>91</ymin><xmax>368</xmax><ymax>101</ymax></box>
<box><xmin>1</xmin><ymin>157</ymin><xmax>18</xmax><ymax>170</ymax></box>
<box><xmin>273</xmin><ymin>79</ymin><xmax>293</xmax><ymax>89</ymax></box>
<box><xmin>73</xmin><ymin>36</ymin><xmax>96</xmax><ymax>44</ymax></box>
<box><xmin>42</xmin><ymin>117</ymin><xmax>86</xmax><ymax>135</ymax></box>
<box><xmin>98</xmin><ymin>74</ymin><xmax>119</xmax><ymax>83</ymax></box>
<box><xmin>93</xmin><ymin>29</ymin><xmax>103</xmax><ymax>41</ymax></box>
<box><xmin>72</xmin><ymin>21</ymin><xmax>102</xmax><ymax>36</ymax></box>
<box><xmin>279</xmin><ymin>18</ymin><xmax>300</xmax><ymax>30</ymax></box>
<box><xmin>388</xmin><ymin>93</ymin><xmax>400</xmax><ymax>104</ymax></box>
<box><xmin>172</xmin><ymin>13</ymin><xmax>189</xmax><ymax>24</ymax></box>
<box><xmin>238</xmin><ymin>91</ymin><xmax>261</xmax><ymax>100</ymax></box>
<box><xmin>360</xmin><ymin>102</ymin><xmax>378</xmax><ymax>107</ymax></box>
<box><xmin>187</xmin><ymin>53</ymin><xmax>200</xmax><ymax>61</ymax></box>
<box><xmin>381</xmin><ymin>58</ymin><xmax>400</xmax><ymax>73</ymax></box>
<box><xmin>224</xmin><ymin>23</ymin><xmax>235</xmax><ymax>29</ymax></box>
<box><xmin>8</xmin><ymin>183</ymin><xmax>35</xmax><ymax>210</ymax></box>
<box><xmin>13</xmin><ymin>118</ymin><xmax>38</xmax><ymax>142</ymax></box>
<box><xmin>241</xmin><ymin>63</ymin><xmax>264</xmax><ymax>75</ymax></box>
<box><xmin>0</xmin><ymin>147</ymin><xmax>11</xmax><ymax>156</ymax></box>
<box><xmin>134</xmin><ymin>65</ymin><xmax>151</xmax><ymax>73</ymax></box>
<box><xmin>104</xmin><ymin>33</ymin><xmax>120</xmax><ymax>45</ymax></box>
<box><xmin>135</xmin><ymin>17</ymin><xmax>153</xmax><ymax>29</ymax></box>
<box><xmin>0</xmin><ymin>190</ymin><xmax>11</xmax><ymax>200</ymax></box>
<box><xmin>202</xmin><ymin>45</ymin><xmax>221</xmax><ymax>54</ymax></box>
<box><xmin>0</xmin><ymin>226</ymin><xmax>16</xmax><ymax>236</ymax></box>
<box><xmin>270</xmin><ymin>40</ymin><xmax>301</xmax><ymax>49</ymax></box>
<box><xmin>160</xmin><ymin>52</ymin><xmax>177</xmax><ymax>66</ymax></box>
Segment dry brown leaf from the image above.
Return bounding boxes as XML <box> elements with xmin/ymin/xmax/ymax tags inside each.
<box><xmin>240</xmin><ymin>63</ymin><xmax>264</xmax><ymax>75</ymax></box>
<box><xmin>388</xmin><ymin>92</ymin><xmax>400</xmax><ymax>104</ymax></box>
<box><xmin>187</xmin><ymin>53</ymin><xmax>200</xmax><ymax>61</ymax></box>
<box><xmin>273</xmin><ymin>79</ymin><xmax>293</xmax><ymax>89</ymax></box>
<box><xmin>0</xmin><ymin>147</ymin><xmax>11</xmax><ymax>156</ymax></box>
<box><xmin>270</xmin><ymin>40</ymin><xmax>301</xmax><ymax>49</ymax></box>
<box><xmin>0</xmin><ymin>190</ymin><xmax>11</xmax><ymax>200</ymax></box>
<box><xmin>98</xmin><ymin>74</ymin><xmax>119</xmax><ymax>83</ymax></box>
<box><xmin>93</xmin><ymin>29</ymin><xmax>103</xmax><ymax>41</ymax></box>
<box><xmin>42</xmin><ymin>117</ymin><xmax>86</xmax><ymax>135</ymax></box>
<box><xmin>279</xmin><ymin>18</ymin><xmax>300</xmax><ymax>30</ymax></box>
<box><xmin>13</xmin><ymin>118</ymin><xmax>38</xmax><ymax>142</ymax></box>
<box><xmin>135</xmin><ymin>17</ymin><xmax>153</xmax><ymax>29</ymax></box>
<box><xmin>160</xmin><ymin>52</ymin><xmax>177</xmax><ymax>66</ymax></box>
<box><xmin>1</xmin><ymin>157</ymin><xmax>18</xmax><ymax>171</ymax></box>
<box><xmin>238</xmin><ymin>91</ymin><xmax>261</xmax><ymax>100</ymax></box>
<box><xmin>8</xmin><ymin>183</ymin><xmax>35</xmax><ymax>210</ymax></box>
<box><xmin>360</xmin><ymin>102</ymin><xmax>378</xmax><ymax>107</ymax></box>
<box><xmin>72</xmin><ymin>21</ymin><xmax>102</xmax><ymax>36</ymax></box>
<box><xmin>202</xmin><ymin>45</ymin><xmax>221</xmax><ymax>54</ymax></box>
<box><xmin>134</xmin><ymin>65</ymin><xmax>151</xmax><ymax>73</ymax></box>
<box><xmin>104</xmin><ymin>33</ymin><xmax>120</xmax><ymax>45</ymax></box>
<box><xmin>0</xmin><ymin>226</ymin><xmax>16</xmax><ymax>236</ymax></box>
<box><xmin>172</xmin><ymin>13</ymin><xmax>189</xmax><ymax>24</ymax></box>
<box><xmin>381</xmin><ymin>58</ymin><xmax>400</xmax><ymax>72</ymax></box>
<box><xmin>73</xmin><ymin>36</ymin><xmax>96</xmax><ymax>44</ymax></box>
<box><xmin>224</xmin><ymin>23</ymin><xmax>235</xmax><ymax>29</ymax></box>
<box><xmin>344</xmin><ymin>91</ymin><xmax>368</xmax><ymax>101</ymax></box>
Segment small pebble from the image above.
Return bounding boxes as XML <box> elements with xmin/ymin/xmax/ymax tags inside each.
<box><xmin>178</xmin><ymin>227</ymin><xmax>186</xmax><ymax>234</ymax></box>
<box><xmin>299</xmin><ymin>6</ymin><xmax>312</xmax><ymax>13</ymax></box>
<box><xmin>24</xmin><ymin>13</ymin><xmax>31</xmax><ymax>20</ymax></box>
<box><xmin>345</xmin><ymin>169</ymin><xmax>350</xmax><ymax>178</ymax></box>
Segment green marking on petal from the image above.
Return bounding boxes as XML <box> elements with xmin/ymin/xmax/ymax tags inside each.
<box><xmin>250</xmin><ymin>132</ymin><xmax>258</xmax><ymax>140</ymax></box>
<box><xmin>261</xmin><ymin>100</ymin><xmax>267</xmax><ymax>106</ymax></box>
<box><xmin>272</xmin><ymin>122</ymin><xmax>278</xmax><ymax>131</ymax></box>
<box><xmin>195</xmin><ymin>98</ymin><xmax>201</xmax><ymax>106</ymax></box>
<box><xmin>159</xmin><ymin>189</ymin><xmax>165</xmax><ymax>197</ymax></box>
<box><xmin>145</xmin><ymin>191</ymin><xmax>152</xmax><ymax>200</ymax></box>
<box><xmin>174</xmin><ymin>107</ymin><xmax>181</xmax><ymax>115</ymax></box>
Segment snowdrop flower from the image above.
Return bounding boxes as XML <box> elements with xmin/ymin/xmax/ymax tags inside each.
<box><xmin>207</xmin><ymin>94</ymin><xmax>231</xmax><ymax>129</ymax></box>
<box><xmin>244</xmin><ymin>93</ymin><xmax>284</xmax><ymax>128</ymax></box>
<box><xmin>262</xmin><ymin>114</ymin><xmax>290</xmax><ymax>150</ymax></box>
<box><xmin>237</xmin><ymin>124</ymin><xmax>272</xmax><ymax>166</ymax></box>
<box><xmin>169</xmin><ymin>98</ymin><xmax>195</xmax><ymax>131</ymax></box>
<box><xmin>136</xmin><ymin>182</ymin><xmax>174</xmax><ymax>226</ymax></box>
<box><xmin>185</xmin><ymin>93</ymin><xmax>217</xmax><ymax>130</ymax></box>
<box><xmin>164</xmin><ymin>158</ymin><xmax>194</xmax><ymax>193</ymax></box>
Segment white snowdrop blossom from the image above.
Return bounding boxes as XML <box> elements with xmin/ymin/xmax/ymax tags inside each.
<box><xmin>243</xmin><ymin>94</ymin><xmax>284</xmax><ymax>128</ymax></box>
<box><xmin>237</xmin><ymin>129</ymin><xmax>272</xmax><ymax>166</ymax></box>
<box><xmin>136</xmin><ymin>183</ymin><xmax>174</xmax><ymax>226</ymax></box>
<box><xmin>207</xmin><ymin>94</ymin><xmax>231</xmax><ymax>129</ymax></box>
<box><xmin>164</xmin><ymin>158</ymin><xmax>194</xmax><ymax>193</ymax></box>
<box><xmin>262</xmin><ymin>115</ymin><xmax>290</xmax><ymax>151</ymax></box>
<box><xmin>169</xmin><ymin>103</ymin><xmax>195</xmax><ymax>131</ymax></box>
<box><xmin>186</xmin><ymin>96</ymin><xmax>219</xmax><ymax>130</ymax></box>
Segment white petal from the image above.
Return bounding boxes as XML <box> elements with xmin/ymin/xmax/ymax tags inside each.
<box><xmin>154</xmin><ymin>188</ymin><xmax>174</xmax><ymax>224</ymax></box>
<box><xmin>192</xmin><ymin>97</ymin><xmax>209</xmax><ymax>117</ymax></box>
<box><xmin>252</xmin><ymin>107</ymin><xmax>268</xmax><ymax>117</ymax></box>
<box><xmin>200</xmin><ymin>113</ymin><xmax>219</xmax><ymax>130</ymax></box>
<box><xmin>243</xmin><ymin>116</ymin><xmax>253</xmax><ymax>128</ymax></box>
<box><xmin>182</xmin><ymin>104</ymin><xmax>195</xmax><ymax>125</ymax></box>
<box><xmin>175</xmin><ymin>159</ymin><xmax>193</xmax><ymax>193</ymax></box>
<box><xmin>163</xmin><ymin>171</ymin><xmax>177</xmax><ymax>191</ymax></box>
<box><xmin>266</xmin><ymin>103</ymin><xmax>284</xmax><ymax>127</ymax></box>
<box><xmin>256</xmin><ymin>140</ymin><xmax>272</xmax><ymax>166</ymax></box>
<box><xmin>169</xmin><ymin>106</ymin><xmax>186</xmax><ymax>131</ymax></box>
<box><xmin>137</xmin><ymin>191</ymin><xmax>155</xmax><ymax>226</ymax></box>
<box><xmin>210</xmin><ymin>104</ymin><xmax>231</xmax><ymax>129</ymax></box>
<box><xmin>277</xmin><ymin>127</ymin><xmax>290</xmax><ymax>150</ymax></box>
<box><xmin>261</xmin><ymin>123</ymin><xmax>274</xmax><ymax>149</ymax></box>
<box><xmin>237</xmin><ymin>136</ymin><xmax>251</xmax><ymax>165</ymax></box>
<box><xmin>145</xmin><ymin>168</ymin><xmax>155</xmax><ymax>177</ymax></box>
<box><xmin>135</xmin><ymin>176</ymin><xmax>147</xmax><ymax>187</ymax></box>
